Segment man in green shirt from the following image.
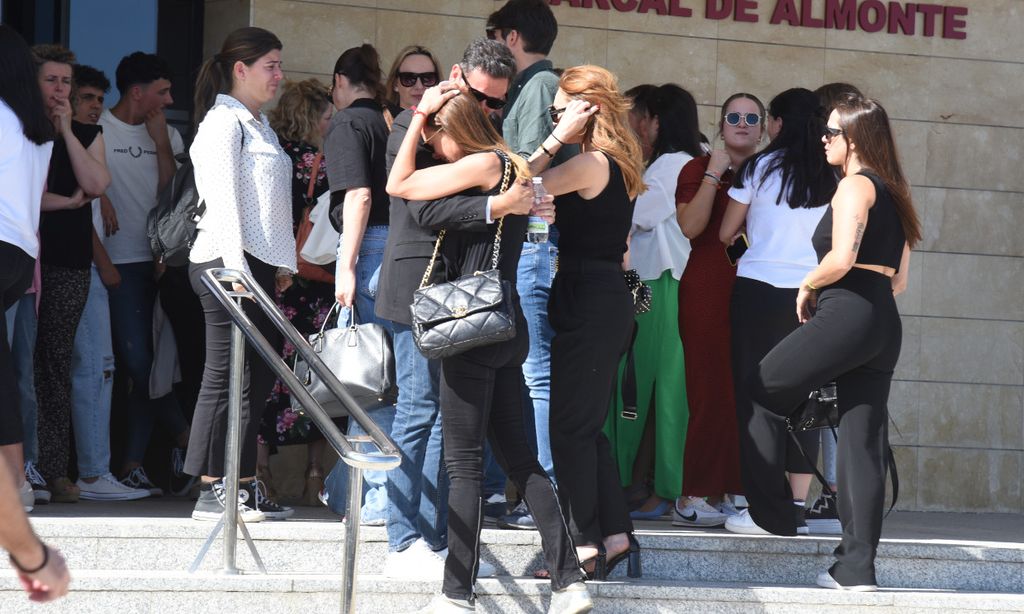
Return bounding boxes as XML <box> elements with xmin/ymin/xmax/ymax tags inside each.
<box><xmin>486</xmin><ymin>0</ymin><xmax>564</xmax><ymax>532</ymax></box>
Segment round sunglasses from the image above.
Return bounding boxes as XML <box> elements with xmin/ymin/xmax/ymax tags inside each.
<box><xmin>724</xmin><ymin>112</ymin><xmax>762</xmax><ymax>127</ymax></box>
<box><xmin>397</xmin><ymin>71</ymin><xmax>439</xmax><ymax>88</ymax></box>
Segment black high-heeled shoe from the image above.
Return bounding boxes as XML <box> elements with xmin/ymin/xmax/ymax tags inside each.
<box><xmin>604</xmin><ymin>533</ymin><xmax>642</xmax><ymax>579</ymax></box>
<box><xmin>581</xmin><ymin>543</ymin><xmax>607</xmax><ymax>581</ymax></box>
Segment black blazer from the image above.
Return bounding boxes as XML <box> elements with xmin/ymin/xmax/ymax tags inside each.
<box><xmin>375</xmin><ymin>109</ymin><xmax>491</xmax><ymax>325</ymax></box>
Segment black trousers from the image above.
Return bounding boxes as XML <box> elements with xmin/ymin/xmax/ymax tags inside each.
<box><xmin>549</xmin><ymin>262</ymin><xmax>635</xmax><ymax>546</ymax></box>
<box><xmin>0</xmin><ymin>242</ymin><xmax>35</xmax><ymax>446</ymax></box>
<box><xmin>439</xmin><ymin>304</ymin><xmax>584</xmax><ymax>600</ymax></box>
<box><xmin>731</xmin><ymin>277</ymin><xmax>821</xmax><ymax>523</ymax></box>
<box><xmin>159</xmin><ymin>265</ymin><xmax>206</xmax><ymax>422</ymax></box>
<box><xmin>746</xmin><ymin>268</ymin><xmax>901</xmax><ymax>585</ymax></box>
<box><xmin>184</xmin><ymin>254</ymin><xmax>281</xmax><ymax>478</ymax></box>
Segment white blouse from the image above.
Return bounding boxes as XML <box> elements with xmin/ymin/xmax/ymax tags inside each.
<box><xmin>189</xmin><ymin>94</ymin><xmax>296</xmax><ymax>275</ymax></box>
<box><xmin>630</xmin><ymin>151</ymin><xmax>692</xmax><ymax>281</ymax></box>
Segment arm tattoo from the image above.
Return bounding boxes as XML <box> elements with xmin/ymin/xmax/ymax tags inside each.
<box><xmin>852</xmin><ymin>220</ymin><xmax>866</xmax><ymax>253</ymax></box>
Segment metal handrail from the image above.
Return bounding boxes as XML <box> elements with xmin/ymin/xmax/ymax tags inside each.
<box><xmin>190</xmin><ymin>268</ymin><xmax>401</xmax><ymax>614</ymax></box>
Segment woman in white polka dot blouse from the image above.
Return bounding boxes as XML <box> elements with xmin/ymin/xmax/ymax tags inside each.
<box><xmin>183</xmin><ymin>27</ymin><xmax>297</xmax><ymax>523</ymax></box>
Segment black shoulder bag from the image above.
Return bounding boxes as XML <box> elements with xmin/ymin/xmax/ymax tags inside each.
<box><xmin>409</xmin><ymin>150</ymin><xmax>517</xmax><ymax>359</ymax></box>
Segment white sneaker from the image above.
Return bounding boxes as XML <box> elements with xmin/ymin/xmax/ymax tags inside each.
<box><xmin>431</xmin><ymin>545</ymin><xmax>496</xmax><ymax>578</ymax></box>
<box><xmin>78</xmin><ymin>473</ymin><xmax>151</xmax><ymax>501</ymax></box>
<box><xmin>716</xmin><ymin>498</ymin><xmax>741</xmax><ymax>517</ymax></box>
<box><xmin>672</xmin><ymin>497</ymin><xmax>727</xmax><ymax>527</ymax></box>
<box><xmin>411</xmin><ymin>594</ymin><xmax>476</xmax><ymax>613</ymax></box>
<box><xmin>25</xmin><ymin>461</ymin><xmax>50</xmax><ymax>504</ymax></box>
<box><xmin>816</xmin><ymin>569</ymin><xmax>877</xmax><ymax>592</ymax></box>
<box><xmin>384</xmin><ymin>539</ymin><xmax>447</xmax><ymax>579</ymax></box>
<box><xmin>724</xmin><ymin>509</ymin><xmax>770</xmax><ymax>535</ymax></box>
<box><xmin>20</xmin><ymin>480</ymin><xmax>34</xmax><ymax>512</ymax></box>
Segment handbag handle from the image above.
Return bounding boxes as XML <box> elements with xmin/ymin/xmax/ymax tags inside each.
<box><xmin>418</xmin><ymin>149</ymin><xmax>514</xmax><ymax>289</ymax></box>
<box><xmin>305</xmin><ymin>151</ymin><xmax>324</xmax><ymax>205</ymax></box>
<box><xmin>316</xmin><ymin>301</ymin><xmax>360</xmax><ymax>338</ymax></box>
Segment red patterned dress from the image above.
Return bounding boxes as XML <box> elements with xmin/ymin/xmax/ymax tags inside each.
<box><xmin>676</xmin><ymin>156</ymin><xmax>743</xmax><ymax>496</ymax></box>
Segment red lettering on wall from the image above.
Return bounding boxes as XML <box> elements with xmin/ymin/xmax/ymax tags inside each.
<box><xmin>857</xmin><ymin>0</ymin><xmax>885</xmax><ymax>33</ymax></box>
<box><xmin>706</xmin><ymin>0</ymin><xmax>732</xmax><ymax>19</ymax></box>
<box><xmin>800</xmin><ymin>0</ymin><xmax>824</xmax><ymax>27</ymax></box>
<box><xmin>770</xmin><ymin>0</ymin><xmax>799</xmax><ymax>25</ymax></box>
<box><xmin>943</xmin><ymin>5</ymin><xmax>967</xmax><ymax>40</ymax></box>
<box><xmin>638</xmin><ymin>0</ymin><xmax>668</xmax><ymax>14</ymax></box>
<box><xmin>669</xmin><ymin>0</ymin><xmax>693</xmax><ymax>17</ymax></box>
<box><xmin>734</xmin><ymin>0</ymin><xmax>758</xmax><ymax>22</ymax></box>
<box><xmin>824</xmin><ymin>0</ymin><xmax>856</xmax><ymax>30</ymax></box>
<box><xmin>887</xmin><ymin>2</ymin><xmax>914</xmax><ymax>35</ymax></box>
<box><xmin>917</xmin><ymin>3</ymin><xmax>942</xmax><ymax>37</ymax></box>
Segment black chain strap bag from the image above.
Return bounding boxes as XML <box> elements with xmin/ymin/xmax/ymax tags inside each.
<box><xmin>409</xmin><ymin>151</ymin><xmax>517</xmax><ymax>359</ymax></box>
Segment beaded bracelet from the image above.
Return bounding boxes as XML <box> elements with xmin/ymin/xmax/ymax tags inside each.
<box><xmin>9</xmin><ymin>543</ymin><xmax>48</xmax><ymax>574</ymax></box>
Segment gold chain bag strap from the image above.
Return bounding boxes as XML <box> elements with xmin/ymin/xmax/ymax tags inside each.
<box><xmin>410</xmin><ymin>150</ymin><xmax>517</xmax><ymax>359</ymax></box>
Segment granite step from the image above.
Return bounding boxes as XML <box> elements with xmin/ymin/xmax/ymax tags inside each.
<box><xmin>1</xmin><ymin>570</ymin><xmax>1022</xmax><ymax>614</ymax></box>
<box><xmin>27</xmin><ymin>515</ymin><xmax>1024</xmax><ymax>593</ymax></box>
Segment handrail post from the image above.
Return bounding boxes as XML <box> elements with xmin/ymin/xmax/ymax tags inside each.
<box><xmin>222</xmin><ymin>302</ymin><xmax>245</xmax><ymax>574</ymax></box>
<box><xmin>340</xmin><ymin>466</ymin><xmax>364</xmax><ymax>614</ymax></box>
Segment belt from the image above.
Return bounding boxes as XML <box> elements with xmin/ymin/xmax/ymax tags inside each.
<box><xmin>555</xmin><ymin>257</ymin><xmax>622</xmax><ymax>274</ymax></box>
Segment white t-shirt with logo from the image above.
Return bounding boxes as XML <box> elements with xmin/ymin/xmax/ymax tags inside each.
<box><xmin>99</xmin><ymin>109</ymin><xmax>184</xmax><ymax>264</ymax></box>
<box><xmin>0</xmin><ymin>101</ymin><xmax>53</xmax><ymax>259</ymax></box>
<box><xmin>727</xmin><ymin>151</ymin><xmax>828</xmax><ymax>288</ymax></box>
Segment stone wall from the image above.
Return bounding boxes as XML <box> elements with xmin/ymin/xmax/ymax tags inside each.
<box><xmin>204</xmin><ymin>0</ymin><xmax>1024</xmax><ymax>514</ymax></box>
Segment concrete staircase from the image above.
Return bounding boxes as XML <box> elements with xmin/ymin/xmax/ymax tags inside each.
<box><xmin>1</xmin><ymin>504</ymin><xmax>1021</xmax><ymax>613</ymax></box>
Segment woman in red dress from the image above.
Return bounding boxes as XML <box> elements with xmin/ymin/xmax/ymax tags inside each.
<box><xmin>673</xmin><ymin>93</ymin><xmax>764</xmax><ymax>527</ymax></box>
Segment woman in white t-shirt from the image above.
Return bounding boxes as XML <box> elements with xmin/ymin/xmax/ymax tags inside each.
<box><xmin>609</xmin><ymin>84</ymin><xmax>703</xmax><ymax>521</ymax></box>
<box><xmin>718</xmin><ymin>88</ymin><xmax>839</xmax><ymax>536</ymax></box>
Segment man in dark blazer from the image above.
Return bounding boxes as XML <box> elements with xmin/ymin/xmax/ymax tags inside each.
<box><xmin>374</xmin><ymin>38</ymin><xmax>535</xmax><ymax>580</ymax></box>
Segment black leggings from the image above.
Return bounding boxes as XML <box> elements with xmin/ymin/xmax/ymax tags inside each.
<box><xmin>746</xmin><ymin>268</ymin><xmax>901</xmax><ymax>585</ymax></box>
<box><xmin>0</xmin><ymin>242</ymin><xmax>35</xmax><ymax>446</ymax></box>
<box><xmin>731</xmin><ymin>277</ymin><xmax>820</xmax><ymax>515</ymax></box>
<box><xmin>439</xmin><ymin>308</ymin><xmax>583</xmax><ymax>601</ymax></box>
<box><xmin>184</xmin><ymin>254</ymin><xmax>281</xmax><ymax>478</ymax></box>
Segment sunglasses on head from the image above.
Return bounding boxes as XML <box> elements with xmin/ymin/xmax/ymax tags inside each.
<box><xmin>724</xmin><ymin>112</ymin><xmax>761</xmax><ymax>127</ymax></box>
<box><xmin>461</xmin><ymin>75</ymin><xmax>506</xmax><ymax>110</ymax></box>
<box><xmin>548</xmin><ymin>105</ymin><xmax>565</xmax><ymax>124</ymax></box>
<box><xmin>397</xmin><ymin>71</ymin><xmax>439</xmax><ymax>88</ymax></box>
<box><xmin>823</xmin><ymin>126</ymin><xmax>845</xmax><ymax>139</ymax></box>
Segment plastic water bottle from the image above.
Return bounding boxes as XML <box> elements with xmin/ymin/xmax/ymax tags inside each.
<box><xmin>527</xmin><ymin>177</ymin><xmax>549</xmax><ymax>243</ymax></box>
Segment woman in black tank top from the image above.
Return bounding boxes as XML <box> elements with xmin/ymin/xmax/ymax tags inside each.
<box><xmin>386</xmin><ymin>87</ymin><xmax>591</xmax><ymax>611</ymax></box>
<box><xmin>738</xmin><ymin>95</ymin><xmax>921</xmax><ymax>591</ymax></box>
<box><xmin>525</xmin><ymin>65</ymin><xmax>647</xmax><ymax>580</ymax></box>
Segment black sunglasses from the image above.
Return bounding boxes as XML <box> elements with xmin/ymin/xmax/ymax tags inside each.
<box><xmin>397</xmin><ymin>71</ymin><xmax>439</xmax><ymax>88</ymax></box>
<box><xmin>548</xmin><ymin>105</ymin><xmax>565</xmax><ymax>124</ymax></box>
<box><xmin>724</xmin><ymin>112</ymin><xmax>761</xmax><ymax>127</ymax></box>
<box><xmin>461</xmin><ymin>75</ymin><xmax>506</xmax><ymax>110</ymax></box>
<box><xmin>823</xmin><ymin>126</ymin><xmax>845</xmax><ymax>139</ymax></box>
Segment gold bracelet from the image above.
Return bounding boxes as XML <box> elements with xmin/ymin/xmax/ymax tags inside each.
<box><xmin>805</xmin><ymin>280</ymin><xmax>818</xmax><ymax>291</ymax></box>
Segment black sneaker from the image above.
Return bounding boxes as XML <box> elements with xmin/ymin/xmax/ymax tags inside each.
<box><xmin>243</xmin><ymin>479</ymin><xmax>294</xmax><ymax>520</ymax></box>
<box><xmin>169</xmin><ymin>447</ymin><xmax>197</xmax><ymax>497</ymax></box>
<box><xmin>805</xmin><ymin>490</ymin><xmax>842</xmax><ymax>535</ymax></box>
<box><xmin>496</xmin><ymin>500</ymin><xmax>536</xmax><ymax>530</ymax></box>
<box><xmin>483</xmin><ymin>493</ymin><xmax>507</xmax><ymax>526</ymax></box>
<box><xmin>121</xmin><ymin>466</ymin><xmax>164</xmax><ymax>497</ymax></box>
<box><xmin>794</xmin><ymin>500</ymin><xmax>810</xmax><ymax>535</ymax></box>
<box><xmin>191</xmin><ymin>480</ymin><xmax>265</xmax><ymax>523</ymax></box>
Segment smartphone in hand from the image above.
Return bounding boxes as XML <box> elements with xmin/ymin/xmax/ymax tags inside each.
<box><xmin>725</xmin><ymin>233</ymin><xmax>749</xmax><ymax>266</ymax></box>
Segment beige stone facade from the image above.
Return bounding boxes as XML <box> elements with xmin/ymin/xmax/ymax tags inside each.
<box><xmin>204</xmin><ymin>0</ymin><xmax>1024</xmax><ymax>514</ymax></box>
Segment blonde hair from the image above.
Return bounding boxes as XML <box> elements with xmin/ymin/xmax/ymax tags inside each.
<box><xmin>385</xmin><ymin>45</ymin><xmax>443</xmax><ymax>110</ymax></box>
<box><xmin>268</xmin><ymin>78</ymin><xmax>330</xmax><ymax>147</ymax></box>
<box><xmin>558</xmin><ymin>65</ymin><xmax>646</xmax><ymax>199</ymax></box>
<box><xmin>430</xmin><ymin>88</ymin><xmax>530</xmax><ymax>185</ymax></box>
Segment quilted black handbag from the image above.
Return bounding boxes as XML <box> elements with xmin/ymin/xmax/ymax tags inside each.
<box><xmin>293</xmin><ymin>303</ymin><xmax>397</xmax><ymax>417</ymax></box>
<box><xmin>409</xmin><ymin>151</ymin><xmax>516</xmax><ymax>359</ymax></box>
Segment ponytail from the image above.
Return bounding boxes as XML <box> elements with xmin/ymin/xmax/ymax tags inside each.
<box><xmin>333</xmin><ymin>43</ymin><xmax>388</xmax><ymax>107</ymax></box>
<box><xmin>194</xmin><ymin>27</ymin><xmax>282</xmax><ymax>126</ymax></box>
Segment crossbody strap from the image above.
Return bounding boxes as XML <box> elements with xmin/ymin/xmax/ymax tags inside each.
<box><xmin>305</xmin><ymin>151</ymin><xmax>323</xmax><ymax>204</ymax></box>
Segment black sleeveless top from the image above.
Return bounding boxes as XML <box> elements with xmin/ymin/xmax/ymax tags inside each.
<box><xmin>812</xmin><ymin>170</ymin><xmax>905</xmax><ymax>271</ymax></box>
<box><xmin>40</xmin><ymin>120</ymin><xmax>102</xmax><ymax>269</ymax></box>
<box><xmin>555</xmin><ymin>152</ymin><xmax>635</xmax><ymax>263</ymax></box>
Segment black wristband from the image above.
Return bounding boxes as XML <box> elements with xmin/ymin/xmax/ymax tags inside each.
<box><xmin>9</xmin><ymin>543</ymin><xmax>48</xmax><ymax>574</ymax></box>
<box><xmin>540</xmin><ymin>143</ymin><xmax>554</xmax><ymax>158</ymax></box>
<box><xmin>550</xmin><ymin>132</ymin><xmax>565</xmax><ymax>146</ymax></box>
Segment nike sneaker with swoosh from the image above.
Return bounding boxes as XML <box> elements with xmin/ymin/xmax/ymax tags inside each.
<box><xmin>672</xmin><ymin>496</ymin><xmax>727</xmax><ymax>527</ymax></box>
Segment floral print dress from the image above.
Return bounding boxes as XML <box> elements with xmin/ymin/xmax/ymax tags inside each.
<box><xmin>259</xmin><ymin>139</ymin><xmax>342</xmax><ymax>447</ymax></box>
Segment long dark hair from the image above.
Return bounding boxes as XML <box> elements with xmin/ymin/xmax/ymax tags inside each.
<box><xmin>835</xmin><ymin>96</ymin><xmax>921</xmax><ymax>248</ymax></box>
<box><xmin>735</xmin><ymin>88</ymin><xmax>836</xmax><ymax>209</ymax></box>
<box><xmin>649</xmin><ymin>83</ymin><xmax>703</xmax><ymax>163</ymax></box>
<box><xmin>0</xmin><ymin>25</ymin><xmax>53</xmax><ymax>145</ymax></box>
<box><xmin>194</xmin><ymin>27</ymin><xmax>282</xmax><ymax>125</ymax></box>
<box><xmin>334</xmin><ymin>44</ymin><xmax>387</xmax><ymax>106</ymax></box>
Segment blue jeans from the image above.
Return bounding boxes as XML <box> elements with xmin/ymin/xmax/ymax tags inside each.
<box><xmin>324</xmin><ymin>227</ymin><xmax>394</xmax><ymax>523</ymax></box>
<box><xmin>5</xmin><ymin>294</ymin><xmax>38</xmax><ymax>462</ymax></box>
<box><xmin>822</xmin><ymin>427</ymin><xmax>839</xmax><ymax>487</ymax></box>
<box><xmin>108</xmin><ymin>262</ymin><xmax>188</xmax><ymax>463</ymax></box>
<box><xmin>384</xmin><ymin>320</ymin><xmax>447</xmax><ymax>551</ymax></box>
<box><xmin>516</xmin><ymin>240</ymin><xmax>557</xmax><ymax>479</ymax></box>
<box><xmin>70</xmin><ymin>267</ymin><xmax>115</xmax><ymax>478</ymax></box>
